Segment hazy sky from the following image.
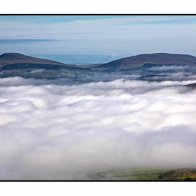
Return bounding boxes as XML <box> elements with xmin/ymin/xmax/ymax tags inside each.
<box><xmin>1</xmin><ymin>15</ymin><xmax>196</xmax><ymax>57</ymax></box>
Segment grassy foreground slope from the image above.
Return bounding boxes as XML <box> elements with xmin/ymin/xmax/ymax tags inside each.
<box><xmin>87</xmin><ymin>168</ymin><xmax>196</xmax><ymax>181</ymax></box>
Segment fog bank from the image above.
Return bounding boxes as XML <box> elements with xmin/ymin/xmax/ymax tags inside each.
<box><xmin>0</xmin><ymin>77</ymin><xmax>196</xmax><ymax>179</ymax></box>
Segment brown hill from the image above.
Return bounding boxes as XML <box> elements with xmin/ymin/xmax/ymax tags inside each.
<box><xmin>0</xmin><ymin>53</ymin><xmax>65</xmax><ymax>67</ymax></box>
<box><xmin>97</xmin><ymin>53</ymin><xmax>196</xmax><ymax>70</ymax></box>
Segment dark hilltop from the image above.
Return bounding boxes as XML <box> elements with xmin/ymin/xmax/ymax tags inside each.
<box><xmin>0</xmin><ymin>53</ymin><xmax>65</xmax><ymax>67</ymax></box>
<box><xmin>95</xmin><ymin>53</ymin><xmax>196</xmax><ymax>70</ymax></box>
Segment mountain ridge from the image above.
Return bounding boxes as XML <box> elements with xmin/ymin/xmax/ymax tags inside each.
<box><xmin>1</xmin><ymin>52</ymin><xmax>196</xmax><ymax>71</ymax></box>
<box><xmin>0</xmin><ymin>53</ymin><xmax>65</xmax><ymax>68</ymax></box>
<box><xmin>95</xmin><ymin>53</ymin><xmax>196</xmax><ymax>70</ymax></box>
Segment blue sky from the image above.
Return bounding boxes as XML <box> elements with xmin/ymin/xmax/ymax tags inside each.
<box><xmin>1</xmin><ymin>15</ymin><xmax>196</xmax><ymax>57</ymax></box>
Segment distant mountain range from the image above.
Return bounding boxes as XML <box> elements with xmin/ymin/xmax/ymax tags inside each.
<box><xmin>1</xmin><ymin>53</ymin><xmax>196</xmax><ymax>71</ymax></box>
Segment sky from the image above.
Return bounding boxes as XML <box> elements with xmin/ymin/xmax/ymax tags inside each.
<box><xmin>1</xmin><ymin>15</ymin><xmax>196</xmax><ymax>58</ymax></box>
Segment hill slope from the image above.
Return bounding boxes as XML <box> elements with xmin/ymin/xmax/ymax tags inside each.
<box><xmin>96</xmin><ymin>53</ymin><xmax>196</xmax><ymax>70</ymax></box>
<box><xmin>0</xmin><ymin>53</ymin><xmax>92</xmax><ymax>79</ymax></box>
<box><xmin>0</xmin><ymin>53</ymin><xmax>66</xmax><ymax>68</ymax></box>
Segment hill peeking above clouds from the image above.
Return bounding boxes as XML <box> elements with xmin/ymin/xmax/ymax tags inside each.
<box><xmin>1</xmin><ymin>52</ymin><xmax>196</xmax><ymax>70</ymax></box>
<box><xmin>1</xmin><ymin>52</ymin><xmax>196</xmax><ymax>81</ymax></box>
<box><xmin>95</xmin><ymin>53</ymin><xmax>196</xmax><ymax>70</ymax></box>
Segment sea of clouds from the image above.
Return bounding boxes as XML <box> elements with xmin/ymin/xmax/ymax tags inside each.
<box><xmin>0</xmin><ymin>76</ymin><xmax>196</xmax><ymax>180</ymax></box>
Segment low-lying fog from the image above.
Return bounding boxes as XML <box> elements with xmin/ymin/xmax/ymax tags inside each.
<box><xmin>0</xmin><ymin>71</ymin><xmax>196</xmax><ymax>179</ymax></box>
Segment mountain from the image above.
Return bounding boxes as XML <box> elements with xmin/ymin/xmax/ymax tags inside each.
<box><xmin>1</xmin><ymin>52</ymin><xmax>196</xmax><ymax>72</ymax></box>
<box><xmin>0</xmin><ymin>53</ymin><xmax>83</xmax><ymax>71</ymax></box>
<box><xmin>95</xmin><ymin>53</ymin><xmax>196</xmax><ymax>70</ymax></box>
<box><xmin>0</xmin><ymin>53</ymin><xmax>66</xmax><ymax>67</ymax></box>
<box><xmin>1</xmin><ymin>52</ymin><xmax>196</xmax><ymax>81</ymax></box>
<box><xmin>0</xmin><ymin>53</ymin><xmax>92</xmax><ymax>79</ymax></box>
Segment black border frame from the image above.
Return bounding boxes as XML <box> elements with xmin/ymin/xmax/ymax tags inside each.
<box><xmin>0</xmin><ymin>14</ymin><xmax>195</xmax><ymax>182</ymax></box>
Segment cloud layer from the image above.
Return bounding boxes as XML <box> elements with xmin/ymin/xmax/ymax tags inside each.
<box><xmin>0</xmin><ymin>77</ymin><xmax>196</xmax><ymax>179</ymax></box>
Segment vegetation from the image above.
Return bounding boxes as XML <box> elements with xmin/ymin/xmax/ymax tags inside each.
<box><xmin>88</xmin><ymin>168</ymin><xmax>196</xmax><ymax>181</ymax></box>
